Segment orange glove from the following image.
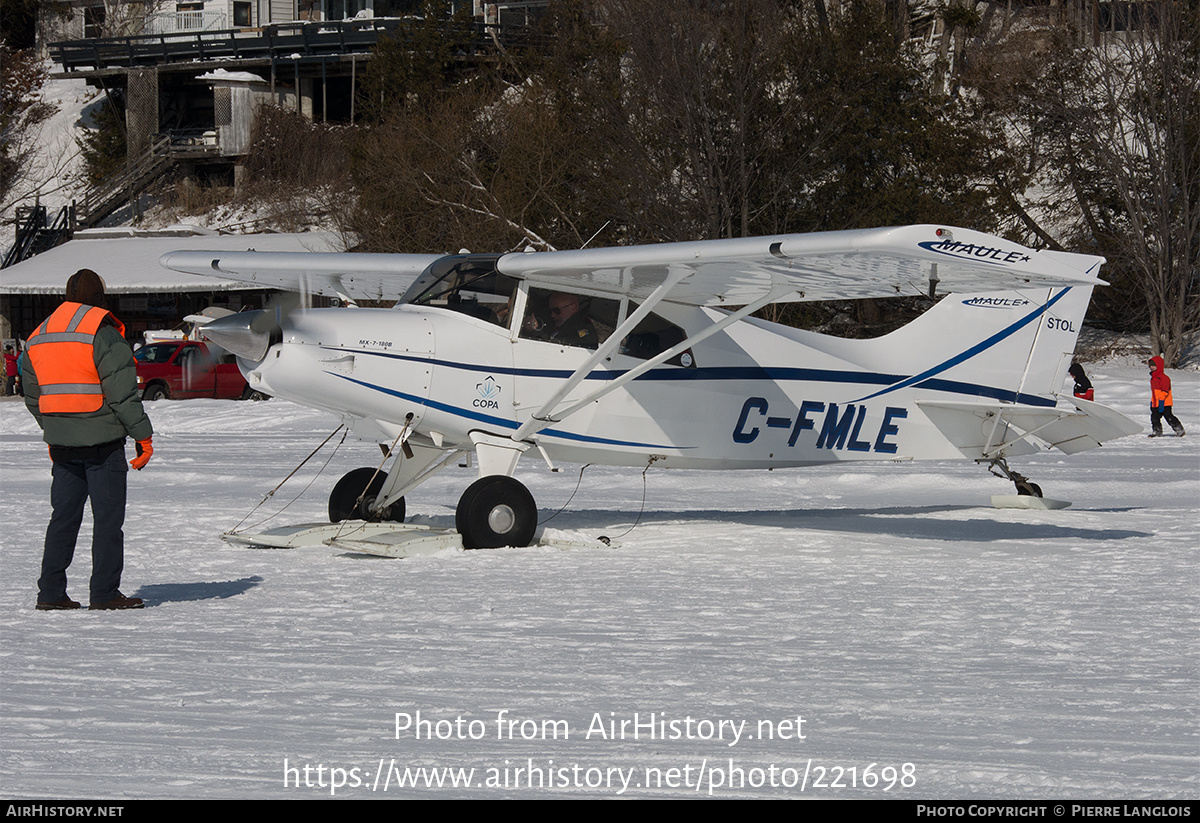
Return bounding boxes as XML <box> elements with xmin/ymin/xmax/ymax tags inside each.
<box><xmin>130</xmin><ymin>437</ymin><xmax>153</xmax><ymax>470</ymax></box>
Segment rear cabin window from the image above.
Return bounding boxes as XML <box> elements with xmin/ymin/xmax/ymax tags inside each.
<box><xmin>620</xmin><ymin>303</ymin><xmax>694</xmax><ymax>368</ymax></box>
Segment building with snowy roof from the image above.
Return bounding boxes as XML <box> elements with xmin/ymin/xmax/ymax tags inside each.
<box><xmin>0</xmin><ymin>226</ymin><xmax>344</xmax><ymax>348</ymax></box>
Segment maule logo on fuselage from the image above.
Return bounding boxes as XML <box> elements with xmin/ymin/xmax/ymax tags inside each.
<box><xmin>475</xmin><ymin>375</ymin><xmax>501</xmax><ymax>409</ymax></box>
<box><xmin>961</xmin><ymin>296</ymin><xmax>1031</xmax><ymax>309</ymax></box>
<box><xmin>919</xmin><ymin>239</ymin><xmax>1032</xmax><ymax>265</ymax></box>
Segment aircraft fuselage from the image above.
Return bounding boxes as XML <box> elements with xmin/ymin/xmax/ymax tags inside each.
<box><xmin>237</xmin><ymin>285</ymin><xmax>1082</xmax><ymax>471</ymax></box>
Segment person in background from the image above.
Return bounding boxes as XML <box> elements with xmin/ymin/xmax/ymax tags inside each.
<box><xmin>1147</xmin><ymin>355</ymin><xmax>1185</xmax><ymax>438</ymax></box>
<box><xmin>1068</xmin><ymin>362</ymin><xmax>1093</xmax><ymax>401</ymax></box>
<box><xmin>4</xmin><ymin>345</ymin><xmax>18</xmax><ymax>396</ymax></box>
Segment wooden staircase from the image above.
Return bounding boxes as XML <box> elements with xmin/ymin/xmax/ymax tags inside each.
<box><xmin>2</xmin><ymin>205</ymin><xmax>75</xmax><ymax>269</ymax></box>
<box><xmin>76</xmin><ymin>134</ymin><xmax>175</xmax><ymax>229</ymax></box>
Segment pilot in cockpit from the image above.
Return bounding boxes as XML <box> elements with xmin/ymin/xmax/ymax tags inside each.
<box><xmin>541</xmin><ymin>293</ymin><xmax>598</xmax><ymax>350</ymax></box>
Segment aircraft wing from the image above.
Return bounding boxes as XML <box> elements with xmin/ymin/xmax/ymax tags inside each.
<box><xmin>494</xmin><ymin>225</ymin><xmax>1106</xmax><ymax>306</ymax></box>
<box><xmin>161</xmin><ymin>225</ymin><xmax>1104</xmax><ymax>307</ymax></box>
<box><xmin>159</xmin><ymin>251</ymin><xmax>442</xmax><ymax>301</ymax></box>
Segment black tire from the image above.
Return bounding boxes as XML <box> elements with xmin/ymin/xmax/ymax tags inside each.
<box><xmin>1015</xmin><ymin>481</ymin><xmax>1043</xmax><ymax>498</ymax></box>
<box><xmin>455</xmin><ymin>475</ymin><xmax>537</xmax><ymax>549</ymax></box>
<box><xmin>240</xmin><ymin>385</ymin><xmax>270</xmax><ymax>401</ymax></box>
<box><xmin>328</xmin><ymin>467</ymin><xmax>405</xmax><ymax>523</ymax></box>
<box><xmin>143</xmin><ymin>384</ymin><xmax>168</xmax><ymax>401</ymax></box>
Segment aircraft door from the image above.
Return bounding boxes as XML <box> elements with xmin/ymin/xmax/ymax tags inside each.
<box><xmin>512</xmin><ymin>286</ymin><xmax>623</xmax><ymax>437</ymax></box>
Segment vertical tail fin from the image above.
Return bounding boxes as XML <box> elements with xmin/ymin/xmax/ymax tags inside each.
<box><xmin>880</xmin><ymin>284</ymin><xmax>1095</xmax><ymax>405</ymax></box>
<box><xmin>795</xmin><ymin>284</ymin><xmax>1097</xmax><ymax>407</ymax></box>
<box><xmin>1014</xmin><ymin>284</ymin><xmax>1093</xmax><ymax>400</ymax></box>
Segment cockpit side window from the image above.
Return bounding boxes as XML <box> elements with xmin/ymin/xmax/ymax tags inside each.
<box><xmin>518</xmin><ymin>287</ymin><xmax>619</xmax><ymax>351</ymax></box>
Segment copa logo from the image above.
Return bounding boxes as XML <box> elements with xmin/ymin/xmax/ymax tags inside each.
<box><xmin>474</xmin><ymin>375</ymin><xmax>501</xmax><ymax>409</ymax></box>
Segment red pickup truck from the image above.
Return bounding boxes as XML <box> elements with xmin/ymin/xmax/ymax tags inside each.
<box><xmin>134</xmin><ymin>340</ymin><xmax>266</xmax><ymax>401</ymax></box>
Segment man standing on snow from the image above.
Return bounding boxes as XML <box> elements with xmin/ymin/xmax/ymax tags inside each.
<box><xmin>21</xmin><ymin>269</ymin><xmax>154</xmax><ymax>610</ymax></box>
<box><xmin>1147</xmin><ymin>355</ymin><xmax>1185</xmax><ymax>438</ymax></box>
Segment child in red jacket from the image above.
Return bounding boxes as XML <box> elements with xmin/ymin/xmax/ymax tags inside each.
<box><xmin>1148</xmin><ymin>355</ymin><xmax>1185</xmax><ymax>437</ymax></box>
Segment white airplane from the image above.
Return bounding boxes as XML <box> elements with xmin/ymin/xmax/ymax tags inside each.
<box><xmin>162</xmin><ymin>225</ymin><xmax>1140</xmax><ymax>549</ymax></box>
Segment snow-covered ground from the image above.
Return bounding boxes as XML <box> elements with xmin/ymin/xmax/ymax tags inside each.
<box><xmin>1</xmin><ymin>365</ymin><xmax>1196</xmax><ymax>798</ymax></box>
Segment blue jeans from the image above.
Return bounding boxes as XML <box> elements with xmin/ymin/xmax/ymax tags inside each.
<box><xmin>39</xmin><ymin>440</ymin><xmax>128</xmax><ymax>604</ymax></box>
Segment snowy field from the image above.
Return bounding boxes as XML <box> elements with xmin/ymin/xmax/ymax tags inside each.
<box><xmin>1</xmin><ymin>365</ymin><xmax>1196</xmax><ymax>799</ymax></box>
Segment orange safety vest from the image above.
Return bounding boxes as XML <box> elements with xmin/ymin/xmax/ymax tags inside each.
<box><xmin>26</xmin><ymin>302</ymin><xmax>126</xmax><ymax>414</ymax></box>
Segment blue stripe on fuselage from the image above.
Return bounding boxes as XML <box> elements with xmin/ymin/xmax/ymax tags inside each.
<box><xmin>327</xmin><ymin>340</ymin><xmax>1058</xmax><ymax>408</ymax></box>
<box><xmin>327</xmin><ymin>372</ymin><xmax>681</xmax><ymax>449</ymax></box>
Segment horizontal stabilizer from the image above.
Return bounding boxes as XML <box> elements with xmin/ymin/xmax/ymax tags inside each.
<box><xmin>918</xmin><ymin>398</ymin><xmax>1141</xmax><ymax>459</ymax></box>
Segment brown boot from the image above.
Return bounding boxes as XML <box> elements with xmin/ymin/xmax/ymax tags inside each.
<box><xmin>36</xmin><ymin>597</ymin><xmax>81</xmax><ymax>611</ymax></box>
<box><xmin>89</xmin><ymin>592</ymin><xmax>144</xmax><ymax>610</ymax></box>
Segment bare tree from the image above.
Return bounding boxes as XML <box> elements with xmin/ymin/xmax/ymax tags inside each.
<box><xmin>347</xmin><ymin>0</ymin><xmax>1002</xmax><ymax>266</ymax></box>
<box><xmin>1080</xmin><ymin>3</ymin><xmax>1199</xmax><ymax>365</ymax></box>
<box><xmin>600</xmin><ymin>0</ymin><xmax>802</xmax><ymax>240</ymax></box>
<box><xmin>349</xmin><ymin>87</ymin><xmax>565</xmax><ymax>253</ymax></box>
<box><xmin>0</xmin><ymin>43</ymin><xmax>69</xmax><ymax>215</ymax></box>
<box><xmin>98</xmin><ymin>1</ymin><xmax>159</xmax><ymax>38</ymax></box>
<box><xmin>980</xmin><ymin>3</ymin><xmax>1198</xmax><ymax>365</ymax></box>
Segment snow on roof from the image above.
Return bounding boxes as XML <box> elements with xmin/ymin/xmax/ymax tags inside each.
<box><xmin>196</xmin><ymin>69</ymin><xmax>269</xmax><ymax>84</ymax></box>
<box><xmin>0</xmin><ymin>229</ymin><xmax>345</xmax><ymax>295</ymax></box>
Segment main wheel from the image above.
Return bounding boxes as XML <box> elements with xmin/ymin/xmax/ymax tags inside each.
<box><xmin>328</xmin><ymin>467</ymin><xmax>405</xmax><ymax>523</ymax></box>
<box><xmin>455</xmin><ymin>475</ymin><xmax>537</xmax><ymax>549</ymax></box>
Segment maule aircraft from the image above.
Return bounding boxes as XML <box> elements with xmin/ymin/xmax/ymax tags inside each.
<box><xmin>161</xmin><ymin>224</ymin><xmax>1140</xmax><ymax>553</ymax></box>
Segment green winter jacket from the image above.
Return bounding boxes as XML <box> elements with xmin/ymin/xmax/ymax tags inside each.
<box><xmin>21</xmin><ymin>318</ymin><xmax>153</xmax><ymax>448</ymax></box>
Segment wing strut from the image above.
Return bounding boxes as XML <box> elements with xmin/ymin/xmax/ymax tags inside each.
<box><xmin>512</xmin><ymin>280</ymin><xmax>796</xmax><ymax>442</ymax></box>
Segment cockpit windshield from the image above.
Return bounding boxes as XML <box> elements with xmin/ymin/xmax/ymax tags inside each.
<box><xmin>397</xmin><ymin>254</ymin><xmax>518</xmax><ymax>326</ymax></box>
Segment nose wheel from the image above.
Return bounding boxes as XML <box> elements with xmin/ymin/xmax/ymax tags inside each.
<box><xmin>329</xmin><ymin>467</ymin><xmax>406</xmax><ymax>523</ymax></box>
<box><xmin>456</xmin><ymin>475</ymin><xmax>538</xmax><ymax>549</ymax></box>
